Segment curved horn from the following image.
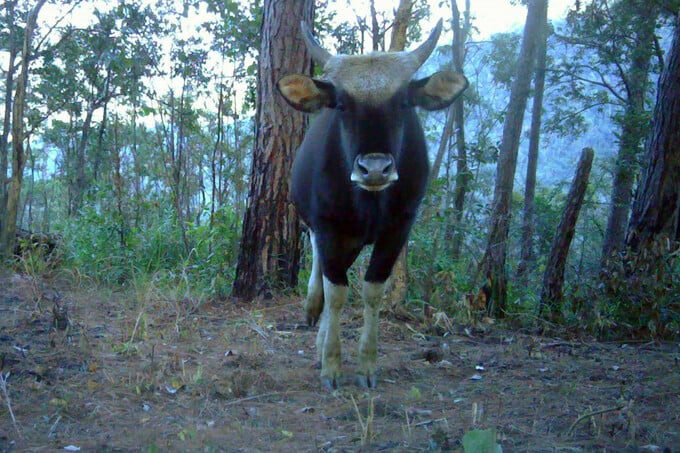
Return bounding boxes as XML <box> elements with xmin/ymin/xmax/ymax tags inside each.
<box><xmin>300</xmin><ymin>21</ymin><xmax>331</xmax><ymax>68</ymax></box>
<box><xmin>409</xmin><ymin>19</ymin><xmax>443</xmax><ymax>67</ymax></box>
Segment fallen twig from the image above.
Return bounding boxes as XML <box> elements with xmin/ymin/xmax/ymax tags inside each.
<box><xmin>541</xmin><ymin>341</ymin><xmax>580</xmax><ymax>349</ymax></box>
<box><xmin>47</xmin><ymin>414</ymin><xmax>62</xmax><ymax>438</ymax></box>
<box><xmin>0</xmin><ymin>372</ymin><xmax>22</xmax><ymax>438</ymax></box>
<box><xmin>567</xmin><ymin>405</ymin><xmax>625</xmax><ymax>436</ymax></box>
<box><xmin>224</xmin><ymin>391</ymin><xmax>302</xmax><ymax>406</ymax></box>
<box><xmin>414</xmin><ymin>417</ymin><xmax>448</xmax><ymax>427</ymax></box>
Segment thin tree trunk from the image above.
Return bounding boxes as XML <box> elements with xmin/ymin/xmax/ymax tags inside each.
<box><xmin>517</xmin><ymin>4</ymin><xmax>549</xmax><ymax>279</ymax></box>
<box><xmin>383</xmin><ymin>0</ymin><xmax>414</xmax><ymax>306</ymax></box>
<box><xmin>0</xmin><ymin>0</ymin><xmax>19</xmax><ymax>252</ymax></box>
<box><xmin>70</xmin><ymin>106</ymin><xmax>95</xmax><ymax>215</ymax></box>
<box><xmin>177</xmin><ymin>78</ymin><xmax>190</xmax><ymax>255</ymax></box>
<box><xmin>131</xmin><ymin>97</ymin><xmax>141</xmax><ymax>228</ymax></box>
<box><xmin>478</xmin><ymin>0</ymin><xmax>547</xmax><ymax>317</ymax></box>
<box><xmin>539</xmin><ymin>147</ymin><xmax>594</xmax><ymax>315</ymax></box>
<box><xmin>93</xmin><ymin>75</ymin><xmax>111</xmax><ymax>185</ymax></box>
<box><xmin>24</xmin><ymin>149</ymin><xmax>35</xmax><ymax>230</ymax></box>
<box><xmin>626</xmin><ymin>13</ymin><xmax>680</xmax><ymax>250</ymax></box>
<box><xmin>370</xmin><ymin>0</ymin><xmax>380</xmax><ymax>51</ymax></box>
<box><xmin>0</xmin><ymin>0</ymin><xmax>47</xmax><ymax>258</ymax></box>
<box><xmin>210</xmin><ymin>84</ymin><xmax>224</xmax><ymax>231</ymax></box>
<box><xmin>449</xmin><ymin>0</ymin><xmax>471</xmax><ymax>259</ymax></box>
<box><xmin>0</xmin><ymin>44</ymin><xmax>18</xmax><ymax>240</ymax></box>
<box><xmin>388</xmin><ymin>0</ymin><xmax>413</xmax><ymax>52</ymax></box>
<box><xmin>431</xmin><ymin>108</ymin><xmax>454</xmax><ymax>183</ymax></box>
<box><xmin>232</xmin><ymin>0</ymin><xmax>314</xmax><ymax>299</ymax></box>
<box><xmin>601</xmin><ymin>1</ymin><xmax>657</xmax><ymax>263</ymax></box>
<box><xmin>112</xmin><ymin>115</ymin><xmax>126</xmax><ymax>250</ymax></box>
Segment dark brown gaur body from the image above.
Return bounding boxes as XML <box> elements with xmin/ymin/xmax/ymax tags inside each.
<box><xmin>277</xmin><ymin>20</ymin><xmax>468</xmax><ymax>389</ymax></box>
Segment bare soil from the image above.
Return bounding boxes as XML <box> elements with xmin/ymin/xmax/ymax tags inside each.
<box><xmin>1</xmin><ymin>272</ymin><xmax>678</xmax><ymax>452</ymax></box>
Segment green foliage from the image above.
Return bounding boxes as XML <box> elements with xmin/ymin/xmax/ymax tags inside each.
<box><xmin>4</xmin><ymin>0</ymin><xmax>677</xmax><ymax>347</ymax></box>
<box><xmin>575</xmin><ymin>240</ymin><xmax>680</xmax><ymax>339</ymax></box>
<box><xmin>462</xmin><ymin>428</ymin><xmax>502</xmax><ymax>453</ymax></box>
<box><xmin>483</xmin><ymin>32</ymin><xmax>521</xmax><ymax>88</ymax></box>
<box><xmin>185</xmin><ymin>206</ymin><xmax>241</xmax><ymax>298</ymax></box>
<box><xmin>59</xmin><ymin>204</ymin><xmax>183</xmax><ymax>284</ymax></box>
<box><xmin>58</xmin><ymin>203</ymin><xmax>240</xmax><ymax>297</ymax></box>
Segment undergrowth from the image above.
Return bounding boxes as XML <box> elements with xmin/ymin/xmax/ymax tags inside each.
<box><xmin>54</xmin><ymin>204</ymin><xmax>239</xmax><ymax>298</ymax></box>
<box><xmin>10</xmin><ymin>194</ymin><xmax>678</xmax><ymax>341</ymax></box>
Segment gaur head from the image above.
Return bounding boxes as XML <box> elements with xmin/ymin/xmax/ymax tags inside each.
<box><xmin>277</xmin><ymin>20</ymin><xmax>468</xmax><ymax>192</ymax></box>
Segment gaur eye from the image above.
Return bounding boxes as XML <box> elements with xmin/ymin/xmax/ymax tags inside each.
<box><xmin>335</xmin><ymin>102</ymin><xmax>346</xmax><ymax>112</ymax></box>
<box><xmin>400</xmin><ymin>100</ymin><xmax>411</xmax><ymax>109</ymax></box>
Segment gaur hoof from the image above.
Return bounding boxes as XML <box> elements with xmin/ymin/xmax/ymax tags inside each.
<box><xmin>357</xmin><ymin>373</ymin><xmax>377</xmax><ymax>389</ymax></box>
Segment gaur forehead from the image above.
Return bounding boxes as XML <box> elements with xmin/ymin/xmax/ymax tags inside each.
<box><xmin>323</xmin><ymin>53</ymin><xmax>415</xmax><ymax>106</ymax></box>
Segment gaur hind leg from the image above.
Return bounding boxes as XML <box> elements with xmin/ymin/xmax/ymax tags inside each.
<box><xmin>317</xmin><ymin>276</ymin><xmax>348</xmax><ymax>389</ymax></box>
<box><xmin>304</xmin><ymin>232</ymin><xmax>323</xmax><ymax>327</ymax></box>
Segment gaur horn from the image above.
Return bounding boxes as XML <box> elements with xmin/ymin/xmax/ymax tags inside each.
<box><xmin>408</xmin><ymin>19</ymin><xmax>443</xmax><ymax>68</ymax></box>
<box><xmin>301</xmin><ymin>21</ymin><xmax>331</xmax><ymax>68</ymax></box>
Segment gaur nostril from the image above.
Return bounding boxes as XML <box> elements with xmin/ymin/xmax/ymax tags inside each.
<box><xmin>357</xmin><ymin>162</ymin><xmax>370</xmax><ymax>176</ymax></box>
<box><xmin>382</xmin><ymin>161</ymin><xmax>394</xmax><ymax>176</ymax></box>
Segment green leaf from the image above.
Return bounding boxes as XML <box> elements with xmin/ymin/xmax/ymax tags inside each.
<box><xmin>408</xmin><ymin>386</ymin><xmax>422</xmax><ymax>401</ymax></box>
<box><xmin>462</xmin><ymin>428</ymin><xmax>502</xmax><ymax>453</ymax></box>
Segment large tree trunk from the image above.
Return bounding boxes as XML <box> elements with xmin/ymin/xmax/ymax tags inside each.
<box><xmin>232</xmin><ymin>0</ymin><xmax>314</xmax><ymax>299</ymax></box>
<box><xmin>539</xmin><ymin>147</ymin><xmax>594</xmax><ymax>315</ymax></box>
<box><xmin>626</xmin><ymin>13</ymin><xmax>680</xmax><ymax>250</ymax></box>
<box><xmin>517</xmin><ymin>5</ymin><xmax>549</xmax><ymax>278</ymax></box>
<box><xmin>601</xmin><ymin>2</ymin><xmax>657</xmax><ymax>263</ymax></box>
<box><xmin>478</xmin><ymin>0</ymin><xmax>547</xmax><ymax>317</ymax></box>
<box><xmin>0</xmin><ymin>0</ymin><xmax>47</xmax><ymax>258</ymax></box>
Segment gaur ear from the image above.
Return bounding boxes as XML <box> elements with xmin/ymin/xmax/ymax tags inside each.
<box><xmin>409</xmin><ymin>71</ymin><xmax>469</xmax><ymax>111</ymax></box>
<box><xmin>277</xmin><ymin>74</ymin><xmax>336</xmax><ymax>113</ymax></box>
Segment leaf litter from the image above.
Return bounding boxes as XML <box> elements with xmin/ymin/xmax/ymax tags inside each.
<box><xmin>0</xmin><ymin>272</ymin><xmax>678</xmax><ymax>451</ymax></box>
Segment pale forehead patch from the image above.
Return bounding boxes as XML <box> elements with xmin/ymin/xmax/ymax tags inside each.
<box><xmin>323</xmin><ymin>52</ymin><xmax>419</xmax><ymax>106</ymax></box>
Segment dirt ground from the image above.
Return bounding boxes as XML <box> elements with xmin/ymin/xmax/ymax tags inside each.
<box><xmin>1</xmin><ymin>272</ymin><xmax>678</xmax><ymax>452</ymax></box>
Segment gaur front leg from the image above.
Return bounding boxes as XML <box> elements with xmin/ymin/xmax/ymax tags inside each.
<box><xmin>313</xmin><ymin>232</ymin><xmax>361</xmax><ymax>389</ymax></box>
<box><xmin>358</xmin><ymin>280</ymin><xmax>385</xmax><ymax>388</ymax></box>
<box><xmin>359</xmin><ymin>221</ymin><xmax>413</xmax><ymax>388</ymax></box>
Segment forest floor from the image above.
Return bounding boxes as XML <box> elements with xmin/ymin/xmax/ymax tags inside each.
<box><xmin>0</xmin><ymin>271</ymin><xmax>678</xmax><ymax>452</ymax></box>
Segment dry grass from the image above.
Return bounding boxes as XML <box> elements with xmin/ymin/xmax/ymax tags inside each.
<box><xmin>1</xmin><ymin>271</ymin><xmax>679</xmax><ymax>451</ymax></box>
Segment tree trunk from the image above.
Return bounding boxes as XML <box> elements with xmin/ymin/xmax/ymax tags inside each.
<box><xmin>431</xmin><ymin>108</ymin><xmax>453</xmax><ymax>183</ymax></box>
<box><xmin>0</xmin><ymin>0</ymin><xmax>47</xmax><ymax>258</ymax></box>
<box><xmin>601</xmin><ymin>1</ymin><xmax>657</xmax><ymax>263</ymax></box>
<box><xmin>539</xmin><ymin>147</ymin><xmax>594</xmax><ymax>315</ymax></box>
<box><xmin>626</xmin><ymin>13</ymin><xmax>680</xmax><ymax>250</ymax></box>
<box><xmin>370</xmin><ymin>0</ymin><xmax>381</xmax><ymax>51</ymax></box>
<box><xmin>210</xmin><ymin>84</ymin><xmax>225</xmax><ymax>232</ymax></box>
<box><xmin>388</xmin><ymin>0</ymin><xmax>413</xmax><ymax>52</ymax></box>
<box><xmin>70</xmin><ymin>105</ymin><xmax>96</xmax><ymax>215</ymax></box>
<box><xmin>449</xmin><ymin>0</ymin><xmax>471</xmax><ymax>259</ymax></box>
<box><xmin>383</xmin><ymin>0</ymin><xmax>414</xmax><ymax>306</ymax></box>
<box><xmin>478</xmin><ymin>0</ymin><xmax>547</xmax><ymax>317</ymax></box>
<box><xmin>93</xmin><ymin>74</ymin><xmax>111</xmax><ymax>184</ymax></box>
<box><xmin>517</xmin><ymin>4</ymin><xmax>549</xmax><ymax>278</ymax></box>
<box><xmin>112</xmin><ymin>115</ymin><xmax>127</xmax><ymax>251</ymax></box>
<box><xmin>232</xmin><ymin>0</ymin><xmax>314</xmax><ymax>299</ymax></box>
<box><xmin>0</xmin><ymin>0</ymin><xmax>19</xmax><ymax>253</ymax></box>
